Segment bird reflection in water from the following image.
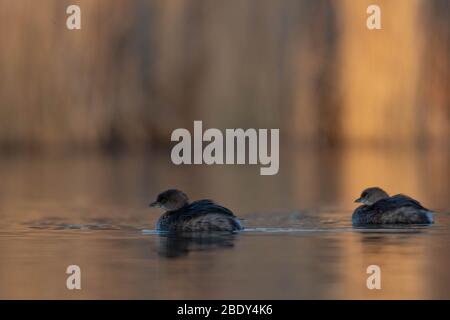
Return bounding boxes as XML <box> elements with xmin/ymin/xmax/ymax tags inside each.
<box><xmin>157</xmin><ymin>232</ymin><xmax>238</xmax><ymax>258</ymax></box>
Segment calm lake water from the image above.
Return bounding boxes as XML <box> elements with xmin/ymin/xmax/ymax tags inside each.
<box><xmin>0</xmin><ymin>148</ymin><xmax>450</xmax><ymax>299</ymax></box>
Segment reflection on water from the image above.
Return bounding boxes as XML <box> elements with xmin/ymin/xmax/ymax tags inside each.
<box><xmin>0</xmin><ymin>148</ymin><xmax>450</xmax><ymax>299</ymax></box>
<box><xmin>156</xmin><ymin>233</ymin><xmax>238</xmax><ymax>258</ymax></box>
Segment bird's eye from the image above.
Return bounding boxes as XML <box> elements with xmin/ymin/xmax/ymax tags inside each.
<box><xmin>362</xmin><ymin>192</ymin><xmax>367</xmax><ymax>198</ymax></box>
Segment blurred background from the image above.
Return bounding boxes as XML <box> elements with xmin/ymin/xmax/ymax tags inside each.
<box><xmin>1</xmin><ymin>0</ymin><xmax>450</xmax><ymax>207</ymax></box>
<box><xmin>1</xmin><ymin>0</ymin><xmax>450</xmax><ymax>300</ymax></box>
<box><xmin>1</xmin><ymin>0</ymin><xmax>449</xmax><ymax>150</ymax></box>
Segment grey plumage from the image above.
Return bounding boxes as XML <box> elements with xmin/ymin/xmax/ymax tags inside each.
<box><xmin>352</xmin><ymin>194</ymin><xmax>434</xmax><ymax>225</ymax></box>
<box><xmin>153</xmin><ymin>196</ymin><xmax>243</xmax><ymax>232</ymax></box>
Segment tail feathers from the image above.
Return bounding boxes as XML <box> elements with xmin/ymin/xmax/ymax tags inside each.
<box><xmin>423</xmin><ymin>210</ymin><xmax>434</xmax><ymax>224</ymax></box>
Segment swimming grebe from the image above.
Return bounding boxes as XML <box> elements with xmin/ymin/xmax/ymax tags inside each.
<box><xmin>149</xmin><ymin>189</ymin><xmax>243</xmax><ymax>232</ymax></box>
<box><xmin>352</xmin><ymin>187</ymin><xmax>434</xmax><ymax>225</ymax></box>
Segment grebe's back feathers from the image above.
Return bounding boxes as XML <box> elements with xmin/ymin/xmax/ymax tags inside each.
<box><xmin>371</xmin><ymin>194</ymin><xmax>427</xmax><ymax>211</ymax></box>
<box><xmin>353</xmin><ymin>194</ymin><xmax>433</xmax><ymax>225</ymax></box>
<box><xmin>179</xmin><ymin>200</ymin><xmax>236</xmax><ymax>218</ymax></box>
<box><xmin>157</xmin><ymin>199</ymin><xmax>242</xmax><ymax>232</ymax></box>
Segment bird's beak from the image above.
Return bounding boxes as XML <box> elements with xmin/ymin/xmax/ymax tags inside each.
<box><xmin>354</xmin><ymin>197</ymin><xmax>363</xmax><ymax>203</ymax></box>
<box><xmin>149</xmin><ymin>201</ymin><xmax>159</xmax><ymax>208</ymax></box>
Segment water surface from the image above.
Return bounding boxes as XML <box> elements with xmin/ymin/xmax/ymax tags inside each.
<box><xmin>0</xmin><ymin>150</ymin><xmax>449</xmax><ymax>299</ymax></box>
